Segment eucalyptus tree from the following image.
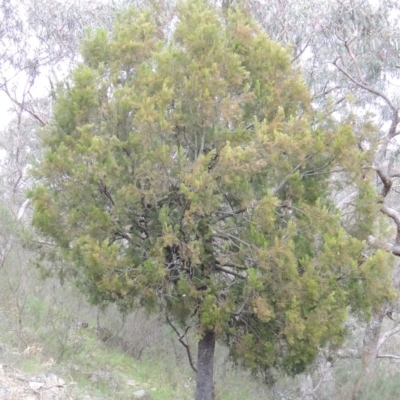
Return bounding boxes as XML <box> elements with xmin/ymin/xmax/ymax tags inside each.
<box><xmin>28</xmin><ymin>1</ymin><xmax>394</xmax><ymax>399</ymax></box>
<box><xmin>0</xmin><ymin>0</ymin><xmax>140</xmax><ymax>127</ymax></box>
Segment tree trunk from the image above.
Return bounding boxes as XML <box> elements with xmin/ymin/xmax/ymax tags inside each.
<box><xmin>352</xmin><ymin>306</ymin><xmax>387</xmax><ymax>400</ymax></box>
<box><xmin>195</xmin><ymin>330</ymin><xmax>215</xmax><ymax>400</ymax></box>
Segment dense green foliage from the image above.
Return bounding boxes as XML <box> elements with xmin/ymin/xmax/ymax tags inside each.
<box><xmin>30</xmin><ymin>0</ymin><xmax>394</xmax><ymax>379</ymax></box>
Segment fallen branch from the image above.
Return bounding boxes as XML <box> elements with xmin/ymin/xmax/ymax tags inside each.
<box><xmin>377</xmin><ymin>354</ymin><xmax>400</xmax><ymax>360</ymax></box>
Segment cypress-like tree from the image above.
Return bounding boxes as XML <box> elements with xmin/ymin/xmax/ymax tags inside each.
<box><xmin>29</xmin><ymin>2</ymin><xmax>394</xmax><ymax>399</ymax></box>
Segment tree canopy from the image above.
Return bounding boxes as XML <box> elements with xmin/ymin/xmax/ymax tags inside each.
<box><xmin>29</xmin><ymin>1</ymin><xmax>394</xmax><ymax>398</ymax></box>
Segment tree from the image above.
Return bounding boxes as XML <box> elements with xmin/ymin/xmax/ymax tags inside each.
<box><xmin>0</xmin><ymin>0</ymin><xmax>141</xmax><ymax>129</ymax></box>
<box><xmin>29</xmin><ymin>1</ymin><xmax>394</xmax><ymax>399</ymax></box>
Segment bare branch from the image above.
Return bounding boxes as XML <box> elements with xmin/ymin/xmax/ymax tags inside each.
<box><xmin>291</xmin><ymin>36</ymin><xmax>312</xmax><ymax>64</ymax></box>
<box><xmin>214</xmin><ymin>264</ymin><xmax>246</xmax><ymax>280</ymax></box>
<box><xmin>17</xmin><ymin>199</ymin><xmax>30</xmax><ymax>221</ymax></box>
<box><xmin>375</xmin><ymin>166</ymin><xmax>392</xmax><ymax>197</ymax></box>
<box><xmin>166</xmin><ymin>314</ymin><xmax>197</xmax><ymax>373</ymax></box>
<box><xmin>380</xmin><ymin>205</ymin><xmax>400</xmax><ymax>228</ymax></box>
<box><xmin>2</xmin><ymin>83</ymin><xmax>47</xmax><ymax>126</ymax></box>
<box><xmin>343</xmin><ymin>35</ymin><xmax>366</xmax><ymax>85</ymax></box>
<box><xmin>214</xmin><ymin>208</ymin><xmax>247</xmax><ymax>223</ymax></box>
<box><xmin>377</xmin><ymin>354</ymin><xmax>400</xmax><ymax>360</ymax></box>
<box><xmin>377</xmin><ymin>325</ymin><xmax>400</xmax><ymax>351</ymax></box>
<box><xmin>333</xmin><ymin>58</ymin><xmax>398</xmax><ymax>112</ymax></box>
<box><xmin>313</xmin><ymin>85</ymin><xmax>342</xmax><ymax>99</ymax></box>
<box><xmin>379</xmin><ymin>205</ymin><xmax>400</xmax><ymax>255</ymax></box>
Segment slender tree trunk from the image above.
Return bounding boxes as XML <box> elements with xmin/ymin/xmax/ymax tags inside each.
<box><xmin>195</xmin><ymin>330</ymin><xmax>215</xmax><ymax>400</ymax></box>
<box><xmin>352</xmin><ymin>306</ymin><xmax>387</xmax><ymax>400</ymax></box>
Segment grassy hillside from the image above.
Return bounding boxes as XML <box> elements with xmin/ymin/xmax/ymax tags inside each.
<box><xmin>0</xmin><ymin>240</ymin><xmax>399</xmax><ymax>399</ymax></box>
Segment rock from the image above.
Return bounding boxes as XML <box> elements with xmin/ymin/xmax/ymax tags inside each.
<box><xmin>90</xmin><ymin>372</ymin><xmax>102</xmax><ymax>383</ymax></box>
<box><xmin>75</xmin><ymin>320</ymin><xmax>89</xmax><ymax>329</ymax></box>
<box><xmin>132</xmin><ymin>388</ymin><xmax>152</xmax><ymax>399</ymax></box>
<box><xmin>89</xmin><ymin>369</ymin><xmax>112</xmax><ymax>383</ymax></box>
<box><xmin>0</xmin><ymin>367</ymin><xmax>67</xmax><ymax>400</ymax></box>
<box><xmin>34</xmin><ymin>373</ymin><xmax>65</xmax><ymax>388</ymax></box>
<box><xmin>29</xmin><ymin>381</ymin><xmax>44</xmax><ymax>390</ymax></box>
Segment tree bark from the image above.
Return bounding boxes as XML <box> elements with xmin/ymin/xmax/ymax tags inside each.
<box><xmin>352</xmin><ymin>306</ymin><xmax>387</xmax><ymax>400</ymax></box>
<box><xmin>195</xmin><ymin>330</ymin><xmax>215</xmax><ymax>400</ymax></box>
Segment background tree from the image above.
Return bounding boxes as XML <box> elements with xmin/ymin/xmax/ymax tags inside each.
<box><xmin>0</xmin><ymin>0</ymin><xmax>145</xmax><ymax>129</ymax></box>
<box><xmin>29</xmin><ymin>1</ymin><xmax>394</xmax><ymax>399</ymax></box>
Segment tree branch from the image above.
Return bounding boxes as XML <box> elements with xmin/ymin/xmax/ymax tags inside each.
<box><xmin>333</xmin><ymin>58</ymin><xmax>398</xmax><ymax>112</ymax></box>
<box><xmin>343</xmin><ymin>35</ymin><xmax>366</xmax><ymax>85</ymax></box>
<box><xmin>313</xmin><ymin>84</ymin><xmax>342</xmax><ymax>99</ymax></box>
<box><xmin>214</xmin><ymin>264</ymin><xmax>246</xmax><ymax>279</ymax></box>
<box><xmin>368</xmin><ymin>234</ymin><xmax>400</xmax><ymax>257</ymax></box>
<box><xmin>166</xmin><ymin>314</ymin><xmax>197</xmax><ymax>373</ymax></box>
<box><xmin>377</xmin><ymin>354</ymin><xmax>400</xmax><ymax>360</ymax></box>
<box><xmin>273</xmin><ymin>153</ymin><xmax>317</xmax><ymax>195</ymax></box>
<box><xmin>380</xmin><ymin>205</ymin><xmax>400</xmax><ymax>228</ymax></box>
<box><xmin>214</xmin><ymin>208</ymin><xmax>247</xmax><ymax>223</ymax></box>
<box><xmin>17</xmin><ymin>199</ymin><xmax>30</xmax><ymax>221</ymax></box>
<box><xmin>291</xmin><ymin>36</ymin><xmax>312</xmax><ymax>64</ymax></box>
<box><xmin>375</xmin><ymin>166</ymin><xmax>392</xmax><ymax>197</ymax></box>
<box><xmin>2</xmin><ymin>81</ymin><xmax>47</xmax><ymax>127</ymax></box>
<box><xmin>377</xmin><ymin>325</ymin><xmax>400</xmax><ymax>351</ymax></box>
<box><xmin>379</xmin><ymin>205</ymin><xmax>400</xmax><ymax>255</ymax></box>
